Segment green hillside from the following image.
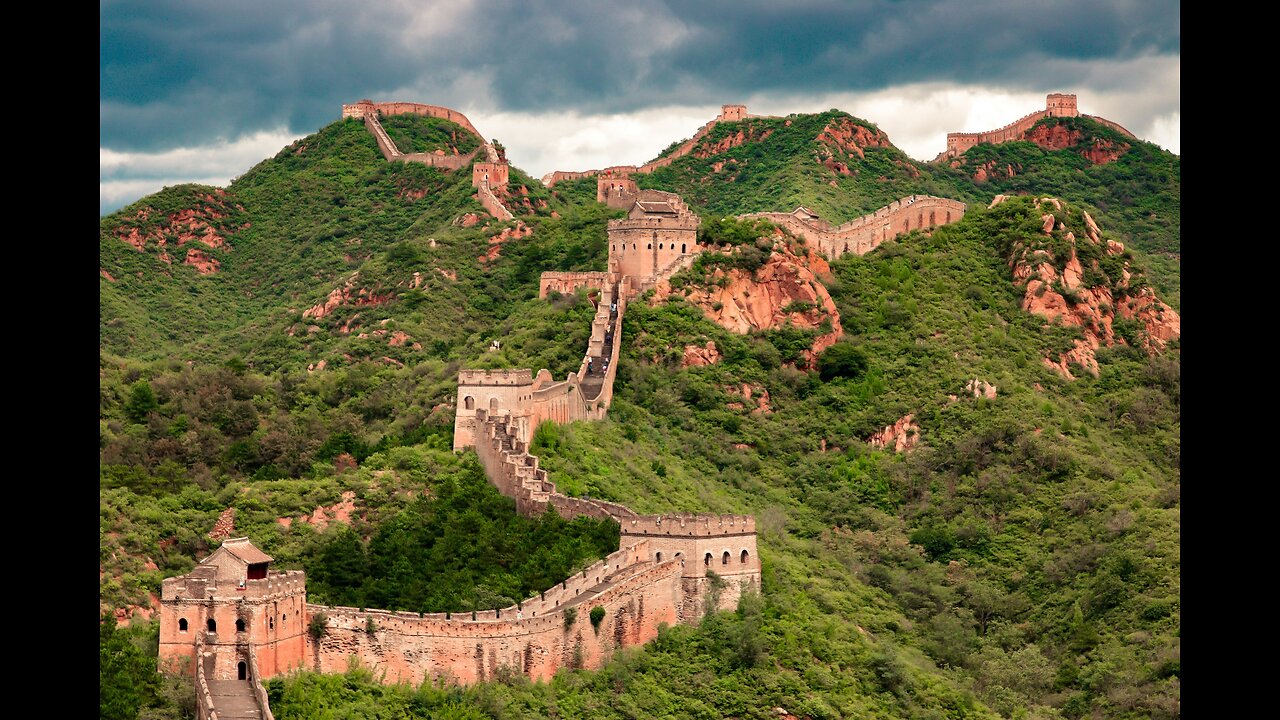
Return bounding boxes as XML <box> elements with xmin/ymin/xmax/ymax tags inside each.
<box><xmin>634</xmin><ymin>111</ymin><xmax>1179</xmax><ymax>307</ymax></box>
<box><xmin>100</xmin><ymin>109</ymin><xmax>1179</xmax><ymax>720</ymax></box>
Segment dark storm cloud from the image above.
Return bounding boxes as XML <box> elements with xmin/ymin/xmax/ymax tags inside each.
<box><xmin>101</xmin><ymin>0</ymin><xmax>1179</xmax><ymax>151</ymax></box>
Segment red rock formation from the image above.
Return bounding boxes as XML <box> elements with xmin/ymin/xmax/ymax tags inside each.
<box><xmin>1009</xmin><ymin>200</ymin><xmax>1180</xmax><ymax>379</ymax></box>
<box><xmin>653</xmin><ymin>240</ymin><xmax>841</xmax><ymax>366</ymax></box>
<box><xmin>682</xmin><ymin>341</ymin><xmax>722</xmax><ymax>367</ymax></box>
<box><xmin>460</xmin><ymin>213</ymin><xmax>481</xmax><ymax>227</ymax></box>
<box><xmin>111</xmin><ymin>191</ymin><xmax>240</xmax><ymax>274</ymax></box>
<box><xmin>694</xmin><ymin>127</ymin><xmax>774</xmax><ymax>158</ymax></box>
<box><xmin>303</xmin><ymin>273</ymin><xmax>394</xmax><ymax>320</ymax></box>
<box><xmin>816</xmin><ymin>118</ymin><xmax>891</xmax><ymax>160</ymax></box>
<box><xmin>867</xmin><ymin>414</ymin><xmax>920</xmax><ymax>453</ymax></box>
<box><xmin>388</xmin><ymin>330</ymin><xmax>423</xmax><ymax>350</ymax></box>
<box><xmin>278</xmin><ymin>491</ymin><xmax>358</xmax><ymax>531</ymax></box>
<box><xmin>101</xmin><ymin>269</ymin><xmax>116</xmax><ymax>282</ymax></box>
<box><xmin>480</xmin><ymin>221</ymin><xmax>532</xmax><ymax>263</ymax></box>
<box><xmin>184</xmin><ymin>248</ymin><xmax>220</xmax><ymax>275</ymax></box>
<box><xmin>208</xmin><ymin>507</ymin><xmax>235</xmax><ymax>540</ymax></box>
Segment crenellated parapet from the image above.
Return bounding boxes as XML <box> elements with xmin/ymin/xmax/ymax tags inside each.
<box><xmin>742</xmin><ymin>195</ymin><xmax>967</xmax><ymax>259</ymax></box>
<box><xmin>940</xmin><ymin>93</ymin><xmax>1136</xmax><ymax>160</ymax></box>
<box><xmin>620</xmin><ymin>513</ymin><xmax>756</xmax><ymax>537</ymax></box>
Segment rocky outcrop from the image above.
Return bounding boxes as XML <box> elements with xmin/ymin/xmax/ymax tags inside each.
<box><xmin>816</xmin><ymin>118</ymin><xmax>891</xmax><ymax>160</ymax></box>
<box><xmin>868</xmin><ymin>414</ymin><xmax>920</xmax><ymax>453</ymax></box>
<box><xmin>480</xmin><ymin>221</ymin><xmax>533</xmax><ymax>263</ymax></box>
<box><xmin>682</xmin><ymin>341</ymin><xmax>722</xmax><ymax>367</ymax></box>
<box><xmin>966</xmin><ymin>379</ymin><xmax>998</xmax><ymax>399</ymax></box>
<box><xmin>277</xmin><ymin>490</ymin><xmax>357</xmax><ymax>531</ymax></box>
<box><xmin>1007</xmin><ymin>198</ymin><xmax>1180</xmax><ymax>380</ymax></box>
<box><xmin>208</xmin><ymin>507</ymin><xmax>235</xmax><ymax>540</ymax></box>
<box><xmin>184</xmin><ymin>248</ymin><xmax>220</xmax><ymax>275</ymax></box>
<box><xmin>303</xmin><ymin>272</ymin><xmax>394</xmax><ymax>320</ymax></box>
<box><xmin>694</xmin><ymin>127</ymin><xmax>774</xmax><ymax>158</ymax></box>
<box><xmin>654</xmin><ymin>239</ymin><xmax>841</xmax><ymax>366</ymax></box>
<box><xmin>1024</xmin><ymin>123</ymin><xmax>1130</xmax><ymax>164</ymax></box>
<box><xmin>110</xmin><ymin>189</ymin><xmax>245</xmax><ymax>274</ymax></box>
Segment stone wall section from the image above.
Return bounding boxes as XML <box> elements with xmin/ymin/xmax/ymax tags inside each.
<box><xmin>742</xmin><ymin>195</ymin><xmax>968</xmax><ymax>259</ymax></box>
<box><xmin>942</xmin><ymin>93</ymin><xmax>1136</xmax><ymax>159</ymax></box>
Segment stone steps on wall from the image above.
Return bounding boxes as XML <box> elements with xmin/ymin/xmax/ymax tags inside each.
<box><xmin>207</xmin><ymin>679</ymin><xmax>264</xmax><ymax>719</ymax></box>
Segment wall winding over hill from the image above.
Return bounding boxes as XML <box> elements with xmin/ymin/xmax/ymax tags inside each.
<box><xmin>742</xmin><ymin>195</ymin><xmax>968</xmax><ymax>259</ymax></box>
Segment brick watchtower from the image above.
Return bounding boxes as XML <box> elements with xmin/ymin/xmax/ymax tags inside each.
<box><xmin>158</xmin><ymin>537</ymin><xmax>307</xmax><ymax>681</ymax></box>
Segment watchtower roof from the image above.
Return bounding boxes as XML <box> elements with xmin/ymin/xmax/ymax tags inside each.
<box><xmin>208</xmin><ymin>537</ymin><xmax>273</xmax><ymax>565</ymax></box>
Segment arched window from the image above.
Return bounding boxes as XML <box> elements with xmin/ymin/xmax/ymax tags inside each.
<box><xmin>741</xmin><ymin>549</ymin><xmax>749</xmax><ymax>564</ymax></box>
<box><xmin>207</xmin><ymin>618</ymin><xmax>217</xmax><ymax>632</ymax></box>
<box><xmin>237</xmin><ymin>662</ymin><xmax>247</xmax><ymax>680</ymax></box>
<box><xmin>647</xmin><ymin>243</ymin><xmax>651</xmax><ymax>249</ymax></box>
<box><xmin>236</xmin><ymin>619</ymin><xmax>246</xmax><ymax>632</ymax></box>
<box><xmin>269</xmin><ymin>617</ymin><xmax>274</xmax><ymax>630</ymax></box>
<box><xmin>464</xmin><ymin>396</ymin><xmax>474</xmax><ymax>410</ymax></box>
<box><xmin>681</xmin><ymin>243</ymin><xmax>686</xmax><ymax>254</ymax></box>
<box><xmin>704</xmin><ymin>553</ymin><xmax>712</xmax><ymax>566</ymax></box>
<box><xmin>655</xmin><ymin>551</ymin><xmax>663</xmax><ymax>562</ymax></box>
<box><xmin>281</xmin><ymin>614</ymin><xmax>287</xmax><ymax>625</ymax></box>
<box><xmin>179</xmin><ymin>618</ymin><xmax>188</xmax><ymax>633</ymax></box>
<box><xmin>722</xmin><ymin>551</ymin><xmax>730</xmax><ymax>565</ymax></box>
<box><xmin>633</xmin><ymin>243</ymin><xmax>637</xmax><ymax>250</ymax></box>
<box><xmin>489</xmin><ymin>397</ymin><xmax>499</xmax><ymax>412</ymax></box>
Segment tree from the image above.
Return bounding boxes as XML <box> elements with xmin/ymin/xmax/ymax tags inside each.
<box><xmin>100</xmin><ymin>615</ymin><xmax>162</xmax><ymax>720</ymax></box>
<box><xmin>125</xmin><ymin>381</ymin><xmax>159</xmax><ymax>423</ymax></box>
<box><xmin>817</xmin><ymin>342</ymin><xmax>868</xmax><ymax>381</ymax></box>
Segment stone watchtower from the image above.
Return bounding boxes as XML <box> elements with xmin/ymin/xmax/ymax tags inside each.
<box><xmin>618</xmin><ymin>514</ymin><xmax>761</xmax><ymax>623</ymax></box>
<box><xmin>158</xmin><ymin>537</ymin><xmax>307</xmax><ymax>681</ymax></box>
<box><xmin>720</xmin><ymin>104</ymin><xmax>748</xmax><ymax>121</ymax></box>
<box><xmin>1045</xmin><ymin>93</ymin><xmax>1079</xmax><ymax>117</ymax></box>
<box><xmin>606</xmin><ymin>190</ymin><xmax>701</xmax><ymax>283</ymax></box>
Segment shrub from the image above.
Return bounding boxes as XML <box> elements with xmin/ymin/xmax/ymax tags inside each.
<box><xmin>308</xmin><ymin>613</ymin><xmax>329</xmax><ymax>640</ymax></box>
<box><xmin>563</xmin><ymin>607</ymin><xmax>577</xmax><ymax>629</ymax></box>
<box><xmin>589</xmin><ymin>606</ymin><xmax>606</xmax><ymax>633</ymax></box>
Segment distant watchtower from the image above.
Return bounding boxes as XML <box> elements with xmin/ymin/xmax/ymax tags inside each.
<box><xmin>1046</xmin><ymin>93</ymin><xmax>1079</xmax><ymax>117</ymax></box>
<box><xmin>158</xmin><ymin>537</ymin><xmax>307</xmax><ymax>681</ymax></box>
<box><xmin>720</xmin><ymin>104</ymin><xmax>748</xmax><ymax>121</ymax></box>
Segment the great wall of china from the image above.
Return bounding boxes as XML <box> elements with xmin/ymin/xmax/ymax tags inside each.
<box><xmin>151</xmin><ymin>92</ymin><xmax>1146</xmax><ymax>716</ymax></box>
<box><xmin>938</xmin><ymin>93</ymin><xmax>1136</xmax><ymax>160</ymax></box>
<box><xmin>742</xmin><ymin>195</ymin><xmax>968</xmax><ymax>259</ymax></box>
<box><xmin>342</xmin><ymin>99</ymin><xmax>514</xmax><ymax>221</ymax></box>
<box><xmin>542</xmin><ymin>104</ymin><xmax>773</xmax><ymax>210</ymax></box>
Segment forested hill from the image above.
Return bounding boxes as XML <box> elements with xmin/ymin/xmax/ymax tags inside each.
<box><xmin>100</xmin><ymin>106</ymin><xmax>1179</xmax><ymax>720</ymax></box>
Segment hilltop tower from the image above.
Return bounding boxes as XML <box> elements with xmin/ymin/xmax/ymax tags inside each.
<box><xmin>158</xmin><ymin>537</ymin><xmax>307</xmax><ymax>680</ymax></box>
<box><xmin>606</xmin><ymin>190</ymin><xmax>702</xmax><ymax>283</ymax></box>
<box><xmin>1046</xmin><ymin>93</ymin><xmax>1079</xmax><ymax>117</ymax></box>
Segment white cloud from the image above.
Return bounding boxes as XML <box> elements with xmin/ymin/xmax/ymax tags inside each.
<box><xmin>100</xmin><ymin>129</ymin><xmax>303</xmax><ymax>214</ymax></box>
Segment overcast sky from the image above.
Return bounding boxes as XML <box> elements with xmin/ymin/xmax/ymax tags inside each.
<box><xmin>100</xmin><ymin>0</ymin><xmax>1180</xmax><ymax>215</ymax></box>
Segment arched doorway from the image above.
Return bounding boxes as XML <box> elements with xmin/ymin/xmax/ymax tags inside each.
<box><xmin>237</xmin><ymin>661</ymin><xmax>247</xmax><ymax>680</ymax></box>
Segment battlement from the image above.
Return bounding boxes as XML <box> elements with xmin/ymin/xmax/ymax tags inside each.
<box><xmin>607</xmin><ymin>215</ymin><xmax>701</xmax><ymax>232</ymax></box>
<box><xmin>741</xmin><ymin>195</ymin><xmax>966</xmax><ymax>260</ymax></box>
<box><xmin>621</xmin><ymin>513</ymin><xmax>757</xmax><ymax>537</ymax></box>
<box><xmin>458</xmin><ymin>369</ymin><xmax>534</xmax><ymax>386</ymax></box>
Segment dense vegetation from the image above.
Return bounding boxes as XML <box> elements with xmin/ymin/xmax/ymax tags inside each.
<box><xmin>100</xmin><ymin>107</ymin><xmax>1178</xmax><ymax>719</ymax></box>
